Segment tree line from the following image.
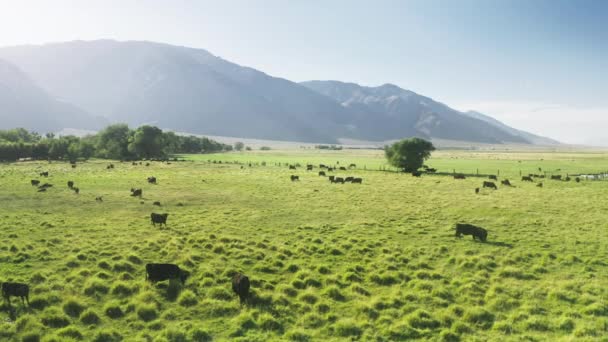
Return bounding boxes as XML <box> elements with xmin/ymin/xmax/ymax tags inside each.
<box><xmin>0</xmin><ymin>124</ymin><xmax>231</xmax><ymax>162</ymax></box>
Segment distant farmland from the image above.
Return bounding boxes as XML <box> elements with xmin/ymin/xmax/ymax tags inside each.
<box><xmin>0</xmin><ymin>149</ymin><xmax>607</xmax><ymax>341</ymax></box>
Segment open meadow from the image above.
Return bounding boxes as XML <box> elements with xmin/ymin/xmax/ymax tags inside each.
<box><xmin>0</xmin><ymin>149</ymin><xmax>607</xmax><ymax>341</ymax></box>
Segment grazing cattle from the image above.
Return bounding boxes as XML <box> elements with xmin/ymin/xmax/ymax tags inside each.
<box><xmin>483</xmin><ymin>181</ymin><xmax>497</xmax><ymax>190</ymax></box>
<box><xmin>564</xmin><ymin>176</ymin><xmax>571</xmax><ymax>182</ymax></box>
<box><xmin>575</xmin><ymin>177</ymin><xmax>581</xmax><ymax>183</ymax></box>
<box><xmin>345</xmin><ymin>176</ymin><xmax>354</xmax><ymax>182</ymax></box>
<box><xmin>153</xmin><ymin>201</ymin><xmax>161</xmax><ymax>206</ymax></box>
<box><xmin>454</xmin><ymin>174</ymin><xmax>466</xmax><ymax>180</ymax></box>
<box><xmin>501</xmin><ymin>179</ymin><xmax>512</xmax><ymax>186</ymax></box>
<box><xmin>290</xmin><ymin>175</ymin><xmax>300</xmax><ymax>182</ymax></box>
<box><xmin>38</xmin><ymin>183</ymin><xmax>53</xmax><ymax>189</ymax></box>
<box><xmin>71</xmin><ymin>164</ymin><xmax>77</xmax><ymax>168</ymax></box>
<box><xmin>537</xmin><ymin>182</ymin><xmax>543</xmax><ymax>188</ymax></box>
<box><xmin>131</xmin><ymin>188</ymin><xmax>143</xmax><ymax>198</ymax></box>
<box><xmin>145</xmin><ymin>263</ymin><xmax>189</xmax><ymax>284</ymax></box>
<box><xmin>455</xmin><ymin>223</ymin><xmax>487</xmax><ymax>242</ymax></box>
<box><xmin>328</xmin><ymin>176</ymin><xmax>335</xmax><ymax>182</ymax></box>
<box><xmin>1</xmin><ymin>282</ymin><xmax>29</xmax><ymax>306</ymax></box>
<box><xmin>37</xmin><ymin>188</ymin><xmax>47</xmax><ymax>192</ymax></box>
<box><xmin>339</xmin><ymin>167</ymin><xmax>347</xmax><ymax>171</ymax></box>
<box><xmin>522</xmin><ymin>176</ymin><xmax>534</xmax><ymax>182</ymax></box>
<box><xmin>95</xmin><ymin>196</ymin><xmax>103</xmax><ymax>202</ymax></box>
<box><xmin>319</xmin><ymin>164</ymin><xmax>327</xmax><ymax>169</ymax></box>
<box><xmin>349</xmin><ymin>163</ymin><xmax>356</xmax><ymax>168</ymax></box>
<box><xmin>318</xmin><ymin>171</ymin><xmax>326</xmax><ymax>177</ymax></box>
<box><xmin>289</xmin><ymin>165</ymin><xmax>296</xmax><ymax>170</ymax></box>
<box><xmin>40</xmin><ymin>171</ymin><xmax>49</xmax><ymax>177</ymax></box>
<box><xmin>551</xmin><ymin>175</ymin><xmax>562</xmax><ymax>180</ymax></box>
<box><xmin>412</xmin><ymin>171</ymin><xmax>422</xmax><ymax>177</ymax></box>
<box><xmin>146</xmin><ymin>162</ymin><xmax>150</xmax><ymax>166</ymax></box>
<box><xmin>489</xmin><ymin>175</ymin><xmax>498</xmax><ymax>180</ymax></box>
<box><xmin>475</xmin><ymin>188</ymin><xmax>480</xmax><ymax>194</ymax></box>
<box><xmin>73</xmin><ymin>187</ymin><xmax>80</xmax><ymax>194</ymax></box>
<box><xmin>107</xmin><ymin>164</ymin><xmax>114</xmax><ymax>169</ymax></box>
<box><xmin>232</xmin><ymin>273</ymin><xmax>250</xmax><ymax>305</ymax></box>
<box><xmin>31</xmin><ymin>180</ymin><xmax>40</xmax><ymax>186</ymax></box>
<box><xmin>67</xmin><ymin>181</ymin><xmax>74</xmax><ymax>189</ymax></box>
<box><xmin>426</xmin><ymin>168</ymin><xmax>437</xmax><ymax>173</ymax></box>
<box><xmin>147</xmin><ymin>177</ymin><xmax>157</xmax><ymax>184</ymax></box>
<box><xmin>333</xmin><ymin>177</ymin><xmax>345</xmax><ymax>184</ymax></box>
<box><xmin>307</xmin><ymin>165</ymin><xmax>313</xmax><ymax>171</ymax></box>
<box><xmin>352</xmin><ymin>178</ymin><xmax>363</xmax><ymax>184</ymax></box>
<box><xmin>150</xmin><ymin>213</ymin><xmax>169</xmax><ymax>227</ymax></box>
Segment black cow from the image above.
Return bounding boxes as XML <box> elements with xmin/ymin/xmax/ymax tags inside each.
<box><xmin>489</xmin><ymin>175</ymin><xmax>498</xmax><ymax>180</ymax></box>
<box><xmin>73</xmin><ymin>187</ymin><xmax>80</xmax><ymax>194</ymax></box>
<box><xmin>153</xmin><ymin>201</ymin><xmax>161</xmax><ymax>206</ymax></box>
<box><xmin>333</xmin><ymin>177</ymin><xmax>345</xmax><ymax>184</ymax></box>
<box><xmin>454</xmin><ymin>174</ymin><xmax>466</xmax><ymax>180</ymax></box>
<box><xmin>151</xmin><ymin>213</ymin><xmax>168</xmax><ymax>227</ymax></box>
<box><xmin>289</xmin><ymin>165</ymin><xmax>296</xmax><ymax>170</ymax></box>
<box><xmin>148</xmin><ymin>177</ymin><xmax>157</xmax><ymax>184</ymax></box>
<box><xmin>38</xmin><ymin>183</ymin><xmax>53</xmax><ymax>189</ymax></box>
<box><xmin>412</xmin><ymin>171</ymin><xmax>422</xmax><ymax>177</ymax></box>
<box><xmin>1</xmin><ymin>282</ymin><xmax>29</xmax><ymax>306</ymax></box>
<box><xmin>564</xmin><ymin>176</ymin><xmax>571</xmax><ymax>182</ymax></box>
<box><xmin>107</xmin><ymin>164</ymin><xmax>114</xmax><ymax>169</ymax></box>
<box><xmin>31</xmin><ymin>180</ymin><xmax>40</xmax><ymax>186</ymax></box>
<box><xmin>67</xmin><ymin>181</ymin><xmax>74</xmax><ymax>189</ymax></box>
<box><xmin>455</xmin><ymin>223</ymin><xmax>487</xmax><ymax>242</ymax></box>
<box><xmin>318</xmin><ymin>171</ymin><xmax>326</xmax><ymax>177</ymax></box>
<box><xmin>145</xmin><ymin>263</ymin><xmax>189</xmax><ymax>285</ymax></box>
<box><xmin>522</xmin><ymin>176</ymin><xmax>533</xmax><ymax>182</ymax></box>
<box><xmin>349</xmin><ymin>163</ymin><xmax>356</xmax><ymax>168</ymax></box>
<box><xmin>475</xmin><ymin>187</ymin><xmax>480</xmax><ymax>194</ymax></box>
<box><xmin>328</xmin><ymin>175</ymin><xmax>335</xmax><ymax>182</ymax></box>
<box><xmin>483</xmin><ymin>181</ymin><xmax>497</xmax><ymax>190</ymax></box>
<box><xmin>551</xmin><ymin>175</ymin><xmax>562</xmax><ymax>180</ymax></box>
<box><xmin>232</xmin><ymin>273</ymin><xmax>250</xmax><ymax>305</ymax></box>
<box><xmin>426</xmin><ymin>168</ymin><xmax>437</xmax><ymax>173</ymax></box>
<box><xmin>290</xmin><ymin>175</ymin><xmax>300</xmax><ymax>182</ymax></box>
<box><xmin>95</xmin><ymin>196</ymin><xmax>103</xmax><ymax>202</ymax></box>
<box><xmin>352</xmin><ymin>178</ymin><xmax>362</xmax><ymax>184</ymax></box>
<box><xmin>307</xmin><ymin>165</ymin><xmax>313</xmax><ymax>171</ymax></box>
<box><xmin>345</xmin><ymin>176</ymin><xmax>354</xmax><ymax>182</ymax></box>
<box><xmin>131</xmin><ymin>188</ymin><xmax>143</xmax><ymax>198</ymax></box>
<box><xmin>501</xmin><ymin>179</ymin><xmax>512</xmax><ymax>186</ymax></box>
<box><xmin>339</xmin><ymin>167</ymin><xmax>347</xmax><ymax>171</ymax></box>
<box><xmin>575</xmin><ymin>177</ymin><xmax>581</xmax><ymax>183</ymax></box>
<box><xmin>537</xmin><ymin>182</ymin><xmax>543</xmax><ymax>188</ymax></box>
<box><xmin>40</xmin><ymin>171</ymin><xmax>49</xmax><ymax>177</ymax></box>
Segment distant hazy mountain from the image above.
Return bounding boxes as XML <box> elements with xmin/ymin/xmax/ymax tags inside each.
<box><xmin>0</xmin><ymin>40</ymin><xmax>351</xmax><ymax>143</ymax></box>
<box><xmin>0</xmin><ymin>58</ymin><xmax>103</xmax><ymax>133</ymax></box>
<box><xmin>301</xmin><ymin>80</ymin><xmax>555</xmax><ymax>144</ymax></box>
<box><xmin>0</xmin><ymin>40</ymin><xmax>558</xmax><ymax>144</ymax></box>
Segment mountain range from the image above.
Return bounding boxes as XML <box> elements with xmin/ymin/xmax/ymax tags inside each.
<box><xmin>0</xmin><ymin>40</ymin><xmax>558</xmax><ymax>145</ymax></box>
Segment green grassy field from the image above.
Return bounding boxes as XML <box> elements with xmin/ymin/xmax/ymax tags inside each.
<box><xmin>0</xmin><ymin>149</ymin><xmax>607</xmax><ymax>341</ymax></box>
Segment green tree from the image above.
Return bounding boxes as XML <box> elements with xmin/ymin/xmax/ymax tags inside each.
<box><xmin>96</xmin><ymin>124</ymin><xmax>132</xmax><ymax>159</ymax></box>
<box><xmin>384</xmin><ymin>137</ymin><xmax>435</xmax><ymax>172</ymax></box>
<box><xmin>128</xmin><ymin>125</ymin><xmax>165</xmax><ymax>159</ymax></box>
<box><xmin>234</xmin><ymin>141</ymin><xmax>245</xmax><ymax>151</ymax></box>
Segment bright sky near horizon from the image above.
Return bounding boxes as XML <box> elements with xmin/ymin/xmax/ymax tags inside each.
<box><xmin>0</xmin><ymin>0</ymin><xmax>606</xmax><ymax>145</ymax></box>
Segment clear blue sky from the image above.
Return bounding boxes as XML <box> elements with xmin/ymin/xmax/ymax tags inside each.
<box><xmin>1</xmin><ymin>0</ymin><xmax>606</xmax><ymax>144</ymax></box>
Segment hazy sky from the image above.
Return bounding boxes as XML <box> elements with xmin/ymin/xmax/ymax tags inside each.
<box><xmin>1</xmin><ymin>0</ymin><xmax>606</xmax><ymax>144</ymax></box>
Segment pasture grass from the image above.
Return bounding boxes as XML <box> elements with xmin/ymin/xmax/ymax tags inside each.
<box><xmin>0</xmin><ymin>149</ymin><xmax>607</xmax><ymax>340</ymax></box>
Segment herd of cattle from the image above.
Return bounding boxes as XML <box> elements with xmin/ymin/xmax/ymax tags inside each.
<box><xmin>288</xmin><ymin>163</ymin><xmax>363</xmax><ymax>184</ymax></box>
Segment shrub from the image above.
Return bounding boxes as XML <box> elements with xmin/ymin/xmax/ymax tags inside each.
<box><xmin>285</xmin><ymin>329</ymin><xmax>311</xmax><ymax>341</ymax></box>
<box><xmin>178</xmin><ymin>289</ymin><xmax>198</xmax><ymax>307</ymax></box>
<box><xmin>21</xmin><ymin>332</ymin><xmax>41</xmax><ymax>342</ymax></box>
<box><xmin>325</xmin><ymin>286</ymin><xmax>346</xmax><ymax>301</ymax></box>
<box><xmin>80</xmin><ymin>309</ymin><xmax>101</xmax><ymax>325</ymax></box>
<box><xmin>56</xmin><ymin>327</ymin><xmax>83</xmax><ymax>340</ymax></box>
<box><xmin>40</xmin><ymin>308</ymin><xmax>71</xmax><ymax>328</ymax></box>
<box><xmin>189</xmin><ymin>328</ymin><xmax>213</xmax><ymax>342</ymax></box>
<box><xmin>92</xmin><ymin>330</ymin><xmax>122</xmax><ymax>342</ymax></box>
<box><xmin>463</xmin><ymin>307</ymin><xmax>495</xmax><ymax>329</ymax></box>
<box><xmin>258</xmin><ymin>313</ymin><xmax>283</xmax><ymax>332</ymax></box>
<box><xmin>62</xmin><ymin>298</ymin><xmax>86</xmax><ymax>317</ymax></box>
<box><xmin>137</xmin><ymin>303</ymin><xmax>158</xmax><ymax>322</ymax></box>
<box><xmin>104</xmin><ymin>301</ymin><xmax>124</xmax><ymax>319</ymax></box>
<box><xmin>111</xmin><ymin>281</ymin><xmax>135</xmax><ymax>297</ymax></box>
<box><xmin>83</xmin><ymin>278</ymin><xmax>109</xmax><ymax>296</ymax></box>
<box><xmin>334</xmin><ymin>319</ymin><xmax>362</xmax><ymax>337</ymax></box>
<box><xmin>162</xmin><ymin>327</ymin><xmax>188</xmax><ymax>342</ymax></box>
<box><xmin>208</xmin><ymin>287</ymin><xmax>232</xmax><ymax>301</ymax></box>
<box><xmin>406</xmin><ymin>309</ymin><xmax>441</xmax><ymax>330</ymax></box>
